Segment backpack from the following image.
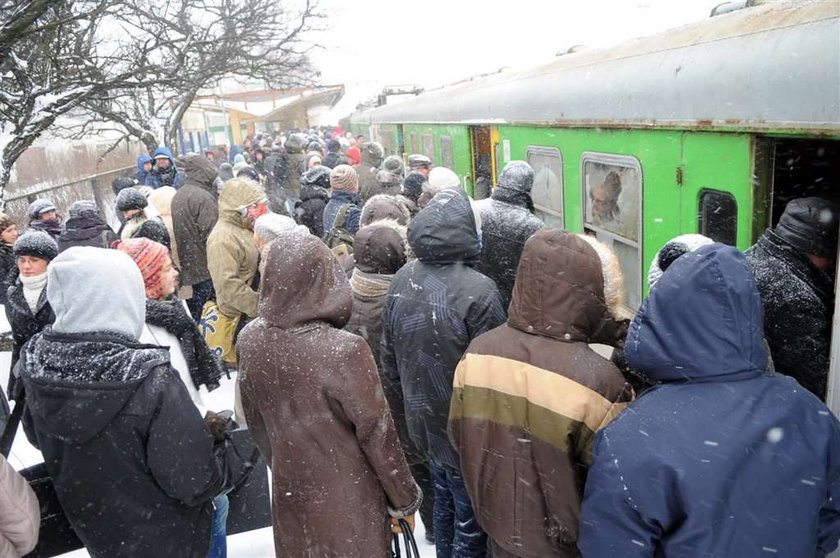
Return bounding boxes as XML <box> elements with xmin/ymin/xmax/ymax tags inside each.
<box><xmin>322</xmin><ymin>203</ymin><xmax>355</xmax><ymax>251</ymax></box>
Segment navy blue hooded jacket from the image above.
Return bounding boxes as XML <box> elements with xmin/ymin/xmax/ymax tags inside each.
<box><xmin>145</xmin><ymin>147</ymin><xmax>185</xmax><ymax>189</ymax></box>
<box><xmin>579</xmin><ymin>244</ymin><xmax>840</xmax><ymax>557</ymax></box>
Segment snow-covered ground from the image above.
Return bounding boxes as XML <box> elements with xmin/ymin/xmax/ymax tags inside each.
<box><xmin>0</xmin><ymin>350</ymin><xmax>435</xmax><ymax>557</ymax></box>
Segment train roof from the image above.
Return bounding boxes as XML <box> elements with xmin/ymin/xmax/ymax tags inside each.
<box><xmin>351</xmin><ymin>0</ymin><xmax>839</xmax><ymax>134</ymax></box>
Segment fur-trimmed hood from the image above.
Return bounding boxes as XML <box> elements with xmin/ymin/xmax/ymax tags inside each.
<box><xmin>508</xmin><ymin>230</ymin><xmax>629</xmax><ymax>343</ymax></box>
<box><xmin>354</xmin><ymin>219</ymin><xmax>409</xmax><ymax>275</ymax></box>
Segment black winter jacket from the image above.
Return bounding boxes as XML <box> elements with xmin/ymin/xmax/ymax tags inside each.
<box><xmin>381</xmin><ymin>188</ymin><xmax>506</xmax><ymax>470</ymax></box>
<box><xmin>745</xmin><ymin>229</ymin><xmax>834</xmax><ymax>399</ymax></box>
<box><xmin>172</xmin><ymin>157</ymin><xmax>219</xmax><ymax>285</ymax></box>
<box><xmin>19</xmin><ymin>330</ymin><xmax>226</xmax><ymax>558</ymax></box>
<box><xmin>5</xmin><ymin>281</ymin><xmax>53</xmax><ymax>395</ymax></box>
<box><xmin>119</xmin><ymin>217</ymin><xmax>171</xmax><ymax>250</ymax></box>
<box><xmin>57</xmin><ymin>214</ymin><xmax>118</xmax><ymax>253</ymax></box>
<box><xmin>0</xmin><ymin>244</ymin><xmax>16</xmax><ymax>305</ymax></box>
<box><xmin>295</xmin><ymin>184</ymin><xmax>330</xmax><ymax>238</ymax></box>
<box><xmin>475</xmin><ymin>186</ymin><xmax>544</xmax><ymax>312</ymax></box>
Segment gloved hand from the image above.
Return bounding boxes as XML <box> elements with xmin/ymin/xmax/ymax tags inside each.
<box><xmin>203</xmin><ymin>410</ymin><xmax>227</xmax><ymax>442</ymax></box>
<box><xmin>390</xmin><ymin>514</ymin><xmax>415</xmax><ymax>534</ymax></box>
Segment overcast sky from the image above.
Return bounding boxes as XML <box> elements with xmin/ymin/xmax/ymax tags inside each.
<box><xmin>309</xmin><ymin>0</ymin><xmax>725</xmax><ymax>120</ymax></box>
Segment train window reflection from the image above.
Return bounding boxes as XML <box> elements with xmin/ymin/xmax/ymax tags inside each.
<box><xmin>440</xmin><ymin>135</ymin><xmax>454</xmax><ymax>169</ymax></box>
<box><xmin>581</xmin><ymin>152</ymin><xmax>643</xmax><ymax>310</ymax></box>
<box><xmin>526</xmin><ymin>146</ymin><xmax>564</xmax><ymax>229</ymax></box>
<box><xmin>699</xmin><ymin>189</ymin><xmax>737</xmax><ymax>245</ymax></box>
<box><xmin>422</xmin><ymin>134</ymin><xmax>435</xmax><ymax>161</ymax></box>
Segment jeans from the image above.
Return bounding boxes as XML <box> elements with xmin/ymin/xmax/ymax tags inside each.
<box><xmin>429</xmin><ymin>461</ymin><xmax>487</xmax><ymax>558</ymax></box>
<box><xmin>187</xmin><ymin>279</ymin><xmax>215</xmax><ymax>322</ymax></box>
<box><xmin>207</xmin><ymin>494</ymin><xmax>229</xmax><ymax>558</ymax></box>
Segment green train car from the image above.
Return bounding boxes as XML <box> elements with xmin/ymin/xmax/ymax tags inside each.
<box><xmin>349</xmin><ymin>0</ymin><xmax>839</xmax><ymax>314</ymax></box>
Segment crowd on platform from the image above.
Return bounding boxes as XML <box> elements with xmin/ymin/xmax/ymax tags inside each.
<box><xmin>0</xmin><ymin>127</ymin><xmax>835</xmax><ymax>557</ymax></box>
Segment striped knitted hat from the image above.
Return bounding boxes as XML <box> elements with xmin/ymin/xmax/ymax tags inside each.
<box><xmin>329</xmin><ymin>164</ymin><xmax>359</xmax><ymax>192</ymax></box>
<box><xmin>114</xmin><ymin>237</ymin><xmax>170</xmax><ymax>300</ymax></box>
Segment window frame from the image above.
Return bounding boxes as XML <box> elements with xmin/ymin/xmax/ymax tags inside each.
<box><xmin>698</xmin><ymin>188</ymin><xmax>738</xmax><ymax>246</ymax></box>
<box><xmin>422</xmin><ymin>133</ymin><xmax>435</xmax><ymax>161</ymax></box>
<box><xmin>526</xmin><ymin>145</ymin><xmax>565</xmax><ymax>228</ymax></box>
<box><xmin>580</xmin><ymin>151</ymin><xmax>644</xmax><ymax>310</ymax></box>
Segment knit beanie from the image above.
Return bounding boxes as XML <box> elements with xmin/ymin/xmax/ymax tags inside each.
<box><xmin>254</xmin><ymin>213</ymin><xmax>309</xmax><ymax>242</ymax></box>
<box><xmin>0</xmin><ymin>212</ymin><xmax>14</xmax><ymax>234</ymax></box>
<box><xmin>27</xmin><ymin>199</ymin><xmax>57</xmax><ymax>220</ymax></box>
<box><xmin>116</xmin><ymin>188</ymin><xmax>149</xmax><ymax>212</ymax></box>
<box><xmin>426</xmin><ymin>167</ymin><xmax>460</xmax><ymax>194</ymax></box>
<box><xmin>361</xmin><ymin>195</ymin><xmax>410</xmax><ymax>227</ymax></box>
<box><xmin>403</xmin><ymin>171</ymin><xmax>427</xmax><ymax>202</ymax></box>
<box><xmin>330</xmin><ymin>164</ymin><xmax>359</xmax><ymax>192</ymax></box>
<box><xmin>111</xmin><ymin>177</ymin><xmax>136</xmax><ymax>196</ymax></box>
<box><xmin>775</xmin><ymin>197</ymin><xmax>840</xmax><ymax>258</ymax></box>
<box><xmin>68</xmin><ymin>200</ymin><xmax>99</xmax><ymax>219</ymax></box>
<box><xmin>382</xmin><ymin>155</ymin><xmax>405</xmax><ymax>177</ymax></box>
<box><xmin>648</xmin><ymin>234</ymin><xmax>714</xmax><ymax>289</ymax></box>
<box><xmin>113</xmin><ymin>237</ymin><xmax>170</xmax><ymax>300</ymax></box>
<box><xmin>14</xmin><ymin>231</ymin><xmax>58</xmax><ymax>261</ymax></box>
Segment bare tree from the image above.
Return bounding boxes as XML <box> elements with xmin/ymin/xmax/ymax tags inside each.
<box><xmin>0</xmin><ymin>0</ymin><xmax>172</xmax><ymax>197</ymax></box>
<box><xmin>68</xmin><ymin>0</ymin><xmax>323</xmax><ymax>156</ymax></box>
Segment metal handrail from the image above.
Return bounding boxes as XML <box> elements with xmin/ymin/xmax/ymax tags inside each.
<box><xmin>4</xmin><ymin>166</ymin><xmax>135</xmax><ymax>202</ymax></box>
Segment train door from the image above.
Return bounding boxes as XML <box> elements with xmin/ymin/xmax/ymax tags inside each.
<box><xmin>469</xmin><ymin>126</ymin><xmax>497</xmax><ymax>199</ymax></box>
<box><xmin>756</xmin><ymin>138</ymin><xmax>840</xmax><ymax>410</ymax></box>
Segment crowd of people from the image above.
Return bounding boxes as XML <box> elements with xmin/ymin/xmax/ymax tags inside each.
<box><xmin>0</xmin><ymin>127</ymin><xmax>836</xmax><ymax>558</ymax></box>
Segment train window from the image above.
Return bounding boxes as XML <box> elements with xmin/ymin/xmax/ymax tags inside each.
<box><xmin>422</xmin><ymin>134</ymin><xmax>435</xmax><ymax>161</ymax></box>
<box><xmin>440</xmin><ymin>135</ymin><xmax>454</xmax><ymax>169</ymax></box>
<box><xmin>410</xmin><ymin>132</ymin><xmax>419</xmax><ymax>154</ymax></box>
<box><xmin>698</xmin><ymin>189</ymin><xmax>737</xmax><ymax>246</ymax></box>
<box><xmin>526</xmin><ymin>146</ymin><xmax>564</xmax><ymax>228</ymax></box>
<box><xmin>581</xmin><ymin>152</ymin><xmax>643</xmax><ymax>310</ymax></box>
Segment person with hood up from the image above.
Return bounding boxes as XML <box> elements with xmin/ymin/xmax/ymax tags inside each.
<box><xmin>18</xmin><ymin>246</ymin><xmax>229</xmax><ymax>558</ymax></box>
<box><xmin>323</xmin><ymin>165</ymin><xmax>363</xmax><ymax>241</ymax></box>
<box><xmin>206</xmin><ymin>178</ymin><xmax>265</xmax><ymax>327</ymax></box>
<box><xmin>280</xmin><ymin>133</ymin><xmax>307</xmax><ymax>214</ymax></box>
<box><xmin>321</xmin><ymin>139</ymin><xmax>347</xmax><ymax>169</ymax></box>
<box><xmin>745</xmin><ymin>196</ymin><xmax>839</xmax><ymax>400</ymax></box>
<box><xmin>5</xmin><ymin>232</ymin><xmax>57</xmax><ymax>399</ymax></box>
<box><xmin>26</xmin><ymin>199</ymin><xmax>62</xmax><ymax>239</ymax></box>
<box><xmin>357</xmin><ymin>142</ymin><xmax>384</xmax><ymax>201</ymax></box>
<box><xmin>344</xmin><ymin>220</ymin><xmax>436</xmax><ymax>543</ymax></box>
<box><xmin>0</xmin><ymin>453</ymin><xmax>39</xmax><ymax>557</ymax></box>
<box><xmin>237</xmin><ymin>233</ymin><xmax>423</xmax><ymax>557</ymax></box>
<box><xmin>134</xmin><ymin>153</ymin><xmax>153</xmax><ymax>184</ymax></box>
<box><xmin>56</xmin><ymin>200</ymin><xmax>118</xmax><ymax>253</ymax></box>
<box><xmin>474</xmin><ymin>161</ymin><xmax>544</xmax><ymax>311</ymax></box>
<box><xmin>360</xmin><ymin>194</ymin><xmax>411</xmax><ymax>228</ymax></box>
<box><xmin>579</xmin><ymin>244</ymin><xmax>840</xmax><ymax>557</ymax></box>
<box><xmin>418</xmin><ymin>167</ymin><xmax>461</xmax><ymax>209</ymax></box>
<box><xmin>172</xmin><ymin>154</ymin><xmax>220</xmax><ymax>320</ymax></box>
<box><xmin>115</xmin><ymin>188</ymin><xmax>171</xmax><ymax>249</ymax></box>
<box><xmin>448</xmin><ymin>230</ymin><xmax>633</xmax><ymax>558</ymax></box>
<box><xmin>0</xmin><ymin>213</ymin><xmax>19</xmax><ymax>304</ymax></box>
<box><xmin>218</xmin><ymin>162</ymin><xmax>234</xmax><ymax>183</ymax></box>
<box><xmin>381</xmin><ymin>187</ymin><xmax>506</xmax><ymax>558</ymax></box>
<box><xmin>346</xmin><ymin>144</ymin><xmax>361</xmax><ymax>166</ymax></box>
<box><xmin>145</xmin><ymin>146</ymin><xmax>185</xmax><ymax>189</ymax></box>
<box><xmin>295</xmin><ymin>166</ymin><xmax>331</xmax><ymax>238</ymax></box>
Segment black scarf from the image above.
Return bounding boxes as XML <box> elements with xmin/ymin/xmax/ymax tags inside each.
<box><xmin>145</xmin><ymin>297</ymin><xmax>223</xmax><ymax>392</ymax></box>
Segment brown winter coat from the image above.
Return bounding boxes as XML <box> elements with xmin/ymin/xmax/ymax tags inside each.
<box><xmin>344</xmin><ymin>221</ymin><xmax>423</xmax><ymax>464</ymax></box>
<box><xmin>237</xmin><ymin>234</ymin><xmax>422</xmax><ymax>557</ymax></box>
<box><xmin>356</xmin><ymin>142</ymin><xmax>384</xmax><ymax>201</ymax></box>
<box><xmin>172</xmin><ymin>156</ymin><xmax>219</xmax><ymax>285</ymax></box>
<box><xmin>448</xmin><ymin>230</ymin><xmax>633</xmax><ymax>558</ymax></box>
<box><xmin>206</xmin><ymin>178</ymin><xmax>261</xmax><ymax>319</ymax></box>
